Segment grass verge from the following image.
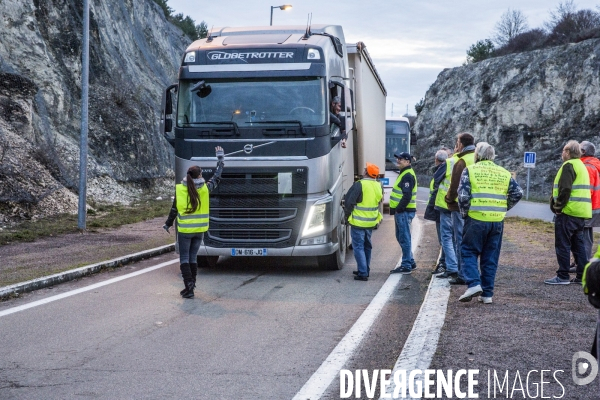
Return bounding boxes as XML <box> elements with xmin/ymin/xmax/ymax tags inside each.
<box><xmin>0</xmin><ymin>199</ymin><xmax>173</xmax><ymax>245</ymax></box>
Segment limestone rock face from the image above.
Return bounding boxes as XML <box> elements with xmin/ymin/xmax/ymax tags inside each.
<box><xmin>413</xmin><ymin>38</ymin><xmax>600</xmax><ymax>199</ymax></box>
<box><xmin>0</xmin><ymin>0</ymin><xmax>188</xmax><ymax>222</ymax></box>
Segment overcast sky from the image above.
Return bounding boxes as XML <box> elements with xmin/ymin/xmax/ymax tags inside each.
<box><xmin>168</xmin><ymin>0</ymin><xmax>599</xmax><ymax>117</ymax></box>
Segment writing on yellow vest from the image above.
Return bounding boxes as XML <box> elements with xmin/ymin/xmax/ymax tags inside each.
<box><xmin>553</xmin><ymin>159</ymin><xmax>592</xmax><ymax>219</ymax></box>
<box><xmin>389</xmin><ymin>168</ymin><xmax>417</xmax><ymax>210</ymax></box>
<box><xmin>348</xmin><ymin>179</ymin><xmax>383</xmax><ymax>228</ymax></box>
<box><xmin>466</xmin><ymin>161</ymin><xmax>511</xmax><ymax>222</ymax></box>
<box><xmin>176</xmin><ymin>183</ymin><xmax>210</xmax><ymax>233</ymax></box>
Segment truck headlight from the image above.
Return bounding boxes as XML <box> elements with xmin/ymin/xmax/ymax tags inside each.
<box><xmin>184</xmin><ymin>52</ymin><xmax>196</xmax><ymax>63</ymax></box>
<box><xmin>302</xmin><ymin>203</ymin><xmax>327</xmax><ymax>237</ymax></box>
<box><xmin>307</xmin><ymin>48</ymin><xmax>321</xmax><ymax>60</ymax></box>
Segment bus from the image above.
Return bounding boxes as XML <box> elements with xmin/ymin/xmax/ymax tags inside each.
<box><xmin>382</xmin><ymin>117</ymin><xmax>411</xmax><ymax>205</ymax></box>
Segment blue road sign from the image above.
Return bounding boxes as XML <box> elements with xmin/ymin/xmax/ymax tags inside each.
<box><xmin>524</xmin><ymin>152</ymin><xmax>536</xmax><ymax>168</ymax></box>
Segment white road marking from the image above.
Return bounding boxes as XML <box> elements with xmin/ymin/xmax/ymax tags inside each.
<box><xmin>379</xmin><ymin>265</ymin><xmax>451</xmax><ymax>399</ymax></box>
<box><xmin>0</xmin><ymin>258</ymin><xmax>179</xmax><ymax>318</ymax></box>
<box><xmin>293</xmin><ymin>217</ymin><xmax>423</xmax><ymax>400</ymax></box>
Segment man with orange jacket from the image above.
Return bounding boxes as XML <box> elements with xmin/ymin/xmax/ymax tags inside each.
<box><xmin>579</xmin><ymin>141</ymin><xmax>600</xmax><ymax>260</ymax></box>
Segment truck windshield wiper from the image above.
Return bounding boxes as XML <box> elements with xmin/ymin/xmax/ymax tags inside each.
<box><xmin>245</xmin><ymin>120</ymin><xmax>306</xmax><ymax>135</ymax></box>
<box><xmin>185</xmin><ymin>121</ymin><xmax>239</xmax><ymax>135</ymax></box>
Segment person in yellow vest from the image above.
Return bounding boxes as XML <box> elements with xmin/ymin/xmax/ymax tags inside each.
<box><xmin>424</xmin><ymin>149</ymin><xmax>449</xmax><ymax>275</ymax></box>
<box><xmin>437</xmin><ymin>133</ymin><xmax>476</xmax><ymax>285</ymax></box>
<box><xmin>457</xmin><ymin>142</ymin><xmax>523</xmax><ymax>303</ymax></box>
<box><xmin>163</xmin><ymin>146</ymin><xmax>225</xmax><ymax>298</ymax></box>
<box><xmin>389</xmin><ymin>152</ymin><xmax>418</xmax><ymax>274</ymax></box>
<box><xmin>343</xmin><ymin>162</ymin><xmax>383</xmax><ymax>281</ymax></box>
<box><xmin>545</xmin><ymin>140</ymin><xmax>592</xmax><ymax>285</ymax></box>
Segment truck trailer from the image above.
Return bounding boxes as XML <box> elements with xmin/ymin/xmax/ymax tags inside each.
<box><xmin>160</xmin><ymin>25</ymin><xmax>386</xmax><ymax>270</ymax></box>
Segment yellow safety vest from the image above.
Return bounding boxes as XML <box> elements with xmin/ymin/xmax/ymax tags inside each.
<box><xmin>348</xmin><ymin>179</ymin><xmax>383</xmax><ymax>228</ymax></box>
<box><xmin>553</xmin><ymin>159</ymin><xmax>592</xmax><ymax>218</ymax></box>
<box><xmin>435</xmin><ymin>155</ymin><xmax>458</xmax><ymax>209</ymax></box>
<box><xmin>583</xmin><ymin>246</ymin><xmax>600</xmax><ymax>294</ymax></box>
<box><xmin>389</xmin><ymin>168</ymin><xmax>417</xmax><ymax>210</ymax></box>
<box><xmin>176</xmin><ymin>183</ymin><xmax>210</xmax><ymax>233</ymax></box>
<box><xmin>466</xmin><ymin>161</ymin><xmax>511</xmax><ymax>222</ymax></box>
<box><xmin>446</xmin><ymin>152</ymin><xmax>475</xmax><ymax>203</ymax></box>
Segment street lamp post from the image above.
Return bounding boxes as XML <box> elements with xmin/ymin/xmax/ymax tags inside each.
<box><xmin>270</xmin><ymin>4</ymin><xmax>292</xmax><ymax>26</ymax></box>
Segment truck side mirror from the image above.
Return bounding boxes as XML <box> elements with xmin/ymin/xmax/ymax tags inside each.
<box><xmin>160</xmin><ymin>84</ymin><xmax>178</xmax><ymax>147</ymax></box>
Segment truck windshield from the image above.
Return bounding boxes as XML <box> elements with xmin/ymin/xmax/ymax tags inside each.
<box><xmin>385</xmin><ymin>120</ymin><xmax>410</xmax><ymax>171</ymax></box>
<box><xmin>177</xmin><ymin>77</ymin><xmax>326</xmax><ymax>128</ymax></box>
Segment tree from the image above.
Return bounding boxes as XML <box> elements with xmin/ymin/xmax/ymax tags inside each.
<box><xmin>545</xmin><ymin>1</ymin><xmax>600</xmax><ymax>44</ymax></box>
<box><xmin>466</xmin><ymin>39</ymin><xmax>495</xmax><ymax>64</ymax></box>
<box><xmin>493</xmin><ymin>8</ymin><xmax>529</xmax><ymax>47</ymax></box>
<box><xmin>153</xmin><ymin>0</ymin><xmax>173</xmax><ymax>18</ymax></box>
<box><xmin>172</xmin><ymin>13</ymin><xmax>199</xmax><ymax>40</ymax></box>
<box><xmin>414</xmin><ymin>98</ymin><xmax>425</xmax><ymax>115</ymax></box>
<box><xmin>196</xmin><ymin>21</ymin><xmax>209</xmax><ymax>39</ymax></box>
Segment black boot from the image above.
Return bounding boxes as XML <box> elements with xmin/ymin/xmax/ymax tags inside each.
<box><xmin>182</xmin><ymin>279</ymin><xmax>195</xmax><ymax>299</ymax></box>
<box><xmin>179</xmin><ymin>263</ymin><xmax>192</xmax><ymax>296</ymax></box>
<box><xmin>190</xmin><ymin>263</ymin><xmax>198</xmax><ymax>289</ymax></box>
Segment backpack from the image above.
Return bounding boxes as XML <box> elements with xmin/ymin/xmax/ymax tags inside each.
<box><xmin>583</xmin><ymin>256</ymin><xmax>600</xmax><ymax>309</ymax></box>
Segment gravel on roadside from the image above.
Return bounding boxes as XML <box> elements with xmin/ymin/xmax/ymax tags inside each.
<box><xmin>430</xmin><ymin>218</ymin><xmax>598</xmax><ymax>399</ymax></box>
<box><xmin>0</xmin><ymin>217</ymin><xmax>173</xmax><ymax>287</ymax></box>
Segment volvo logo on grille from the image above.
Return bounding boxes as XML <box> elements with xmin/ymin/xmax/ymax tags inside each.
<box><xmin>244</xmin><ymin>144</ymin><xmax>253</xmax><ymax>154</ymax></box>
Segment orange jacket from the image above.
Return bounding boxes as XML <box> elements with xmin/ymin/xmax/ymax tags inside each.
<box><xmin>581</xmin><ymin>156</ymin><xmax>600</xmax><ymax>211</ymax></box>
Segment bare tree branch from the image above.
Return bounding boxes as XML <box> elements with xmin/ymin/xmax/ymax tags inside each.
<box><xmin>493</xmin><ymin>8</ymin><xmax>529</xmax><ymax>47</ymax></box>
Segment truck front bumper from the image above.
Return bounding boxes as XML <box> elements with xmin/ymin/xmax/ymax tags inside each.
<box><xmin>199</xmin><ymin>242</ymin><xmax>339</xmax><ymax>257</ymax></box>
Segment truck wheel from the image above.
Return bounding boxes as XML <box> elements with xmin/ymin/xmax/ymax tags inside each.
<box><xmin>197</xmin><ymin>256</ymin><xmax>219</xmax><ymax>268</ymax></box>
<box><xmin>317</xmin><ymin>220</ymin><xmax>347</xmax><ymax>270</ymax></box>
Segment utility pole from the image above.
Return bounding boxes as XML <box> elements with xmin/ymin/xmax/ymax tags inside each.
<box><xmin>78</xmin><ymin>0</ymin><xmax>90</xmax><ymax>231</ymax></box>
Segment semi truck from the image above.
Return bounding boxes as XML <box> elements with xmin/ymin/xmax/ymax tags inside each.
<box><xmin>160</xmin><ymin>25</ymin><xmax>386</xmax><ymax>270</ymax></box>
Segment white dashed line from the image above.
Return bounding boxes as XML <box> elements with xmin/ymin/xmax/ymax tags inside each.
<box><xmin>293</xmin><ymin>217</ymin><xmax>423</xmax><ymax>400</ymax></box>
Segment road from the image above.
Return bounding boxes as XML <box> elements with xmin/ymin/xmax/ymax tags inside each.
<box><xmin>0</xmin><ymin>188</ymin><xmax>553</xmax><ymax>399</ymax></box>
<box><xmin>416</xmin><ymin>187</ymin><xmax>554</xmax><ymax>221</ymax></box>
<box><xmin>0</xmin><ymin>211</ymin><xmax>438</xmax><ymax>399</ymax></box>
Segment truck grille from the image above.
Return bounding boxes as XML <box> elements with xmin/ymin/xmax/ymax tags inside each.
<box><xmin>207</xmin><ymin>229</ymin><xmax>291</xmax><ymax>243</ymax></box>
<box><xmin>203</xmin><ymin>167</ymin><xmax>308</xmax><ymax>248</ymax></box>
<box><xmin>212</xmin><ymin>208</ymin><xmax>296</xmax><ymax>222</ymax></box>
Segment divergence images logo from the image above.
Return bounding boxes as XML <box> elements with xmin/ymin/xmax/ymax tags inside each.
<box><xmin>207</xmin><ymin>51</ymin><xmax>294</xmax><ymax>63</ymax></box>
<box><xmin>572</xmin><ymin>351</ymin><xmax>598</xmax><ymax>385</ymax></box>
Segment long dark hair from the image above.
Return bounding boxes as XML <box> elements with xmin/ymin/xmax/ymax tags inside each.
<box><xmin>185</xmin><ymin>166</ymin><xmax>202</xmax><ymax>213</ymax></box>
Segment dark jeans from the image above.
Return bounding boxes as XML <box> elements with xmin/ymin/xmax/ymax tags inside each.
<box><xmin>451</xmin><ymin>211</ymin><xmax>465</xmax><ymax>278</ymax></box>
<box><xmin>435</xmin><ymin>220</ymin><xmax>446</xmax><ymax>265</ymax></box>
<box><xmin>178</xmin><ymin>232</ymin><xmax>204</xmax><ymax>264</ymax></box>
<box><xmin>394</xmin><ymin>211</ymin><xmax>415</xmax><ymax>268</ymax></box>
<box><xmin>351</xmin><ymin>226</ymin><xmax>373</xmax><ymax>277</ymax></box>
<box><xmin>460</xmin><ymin>217</ymin><xmax>504</xmax><ymax>298</ymax></box>
<box><xmin>555</xmin><ymin>213</ymin><xmax>588</xmax><ymax>279</ymax></box>
<box><xmin>583</xmin><ymin>226</ymin><xmax>594</xmax><ymax>260</ymax></box>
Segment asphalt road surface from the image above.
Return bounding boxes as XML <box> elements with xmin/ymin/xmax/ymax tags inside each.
<box><xmin>0</xmin><ymin>211</ymin><xmax>435</xmax><ymax>399</ymax></box>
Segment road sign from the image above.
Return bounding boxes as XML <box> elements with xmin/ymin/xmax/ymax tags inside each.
<box><xmin>524</xmin><ymin>152</ymin><xmax>536</xmax><ymax>168</ymax></box>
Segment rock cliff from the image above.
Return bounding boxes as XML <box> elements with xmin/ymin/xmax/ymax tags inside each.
<box><xmin>413</xmin><ymin>38</ymin><xmax>600</xmax><ymax>200</ymax></box>
<box><xmin>0</xmin><ymin>0</ymin><xmax>189</xmax><ymax>222</ymax></box>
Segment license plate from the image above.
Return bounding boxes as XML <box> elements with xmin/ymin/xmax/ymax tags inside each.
<box><xmin>231</xmin><ymin>248</ymin><xmax>268</xmax><ymax>256</ymax></box>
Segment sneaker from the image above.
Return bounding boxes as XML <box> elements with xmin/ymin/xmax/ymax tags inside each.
<box><xmin>436</xmin><ymin>271</ymin><xmax>457</xmax><ymax>279</ymax></box>
<box><xmin>570</xmin><ymin>277</ymin><xmax>583</xmax><ymax>285</ymax></box>
<box><xmin>449</xmin><ymin>276</ymin><xmax>466</xmax><ymax>285</ymax></box>
<box><xmin>478</xmin><ymin>296</ymin><xmax>493</xmax><ymax>304</ymax></box>
<box><xmin>431</xmin><ymin>265</ymin><xmax>446</xmax><ymax>275</ymax></box>
<box><xmin>544</xmin><ymin>276</ymin><xmax>570</xmax><ymax>285</ymax></box>
<box><xmin>352</xmin><ymin>271</ymin><xmax>369</xmax><ymax>277</ymax></box>
<box><xmin>354</xmin><ymin>275</ymin><xmax>368</xmax><ymax>281</ymax></box>
<box><xmin>459</xmin><ymin>285</ymin><xmax>483</xmax><ymax>302</ymax></box>
<box><xmin>411</xmin><ymin>262</ymin><xmax>418</xmax><ymax>270</ymax></box>
<box><xmin>390</xmin><ymin>266</ymin><xmax>412</xmax><ymax>274</ymax></box>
